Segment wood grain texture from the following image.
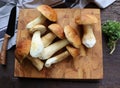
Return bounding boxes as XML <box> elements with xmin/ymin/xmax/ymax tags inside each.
<box><xmin>14</xmin><ymin>8</ymin><xmax>103</xmax><ymax>79</ymax></box>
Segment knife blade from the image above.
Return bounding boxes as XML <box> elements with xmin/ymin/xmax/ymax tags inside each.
<box><xmin>0</xmin><ymin>6</ymin><xmax>16</xmax><ymax>65</ymax></box>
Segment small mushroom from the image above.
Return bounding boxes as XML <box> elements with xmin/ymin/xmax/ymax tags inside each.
<box><xmin>39</xmin><ymin>39</ymin><xmax>69</xmax><ymax>60</ymax></box>
<box><xmin>45</xmin><ymin>51</ymin><xmax>69</xmax><ymax>67</ymax></box>
<box><xmin>26</xmin><ymin>4</ymin><xmax>57</xmax><ymax>29</ymax></box>
<box><xmin>48</xmin><ymin>23</ymin><xmax>65</xmax><ymax>39</ymax></box>
<box><xmin>64</xmin><ymin>25</ymin><xmax>81</xmax><ymax>48</ymax></box>
<box><xmin>75</xmin><ymin>14</ymin><xmax>98</xmax><ymax>48</ymax></box>
<box><xmin>30</xmin><ymin>25</ymin><xmax>46</xmax><ymax>58</ymax></box>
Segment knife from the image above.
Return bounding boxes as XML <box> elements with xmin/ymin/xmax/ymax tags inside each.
<box><xmin>0</xmin><ymin>6</ymin><xmax>16</xmax><ymax>65</ymax></box>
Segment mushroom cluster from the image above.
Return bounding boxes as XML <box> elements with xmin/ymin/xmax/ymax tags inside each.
<box><xmin>15</xmin><ymin>5</ymin><xmax>98</xmax><ymax>71</ymax></box>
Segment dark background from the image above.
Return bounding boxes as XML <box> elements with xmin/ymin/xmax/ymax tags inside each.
<box><xmin>0</xmin><ymin>0</ymin><xmax>120</xmax><ymax>88</ymax></box>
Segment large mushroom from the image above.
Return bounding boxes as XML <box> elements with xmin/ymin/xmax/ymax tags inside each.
<box><xmin>30</xmin><ymin>25</ymin><xmax>46</xmax><ymax>58</ymax></box>
<box><xmin>26</xmin><ymin>4</ymin><xmax>57</xmax><ymax>29</ymax></box>
<box><xmin>75</xmin><ymin>14</ymin><xmax>98</xmax><ymax>48</ymax></box>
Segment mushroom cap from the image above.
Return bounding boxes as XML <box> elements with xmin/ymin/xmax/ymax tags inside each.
<box><xmin>15</xmin><ymin>39</ymin><xmax>31</xmax><ymax>63</ymax></box>
<box><xmin>64</xmin><ymin>25</ymin><xmax>81</xmax><ymax>48</ymax></box>
<box><xmin>75</xmin><ymin>14</ymin><xmax>98</xmax><ymax>25</ymax></box>
<box><xmin>66</xmin><ymin>45</ymin><xmax>79</xmax><ymax>58</ymax></box>
<box><xmin>48</xmin><ymin>23</ymin><xmax>65</xmax><ymax>39</ymax></box>
<box><xmin>37</xmin><ymin>5</ymin><xmax>57</xmax><ymax>22</ymax></box>
<box><xmin>29</xmin><ymin>25</ymin><xmax>46</xmax><ymax>34</ymax></box>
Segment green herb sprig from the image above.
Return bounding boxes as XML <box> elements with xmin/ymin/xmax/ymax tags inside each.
<box><xmin>102</xmin><ymin>20</ymin><xmax>120</xmax><ymax>54</ymax></box>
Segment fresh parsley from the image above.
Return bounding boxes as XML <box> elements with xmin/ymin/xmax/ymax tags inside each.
<box><xmin>102</xmin><ymin>20</ymin><xmax>120</xmax><ymax>54</ymax></box>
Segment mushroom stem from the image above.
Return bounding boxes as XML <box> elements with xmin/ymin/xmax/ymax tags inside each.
<box><xmin>30</xmin><ymin>31</ymin><xmax>44</xmax><ymax>58</ymax></box>
<box><xmin>27</xmin><ymin>55</ymin><xmax>44</xmax><ymax>71</ymax></box>
<box><xmin>26</xmin><ymin>14</ymin><xmax>46</xmax><ymax>29</ymax></box>
<box><xmin>79</xmin><ymin>45</ymin><xmax>86</xmax><ymax>56</ymax></box>
<box><xmin>41</xmin><ymin>32</ymin><xmax>56</xmax><ymax>47</ymax></box>
<box><xmin>30</xmin><ymin>25</ymin><xmax>46</xmax><ymax>58</ymax></box>
<box><xmin>39</xmin><ymin>39</ymin><xmax>69</xmax><ymax>60</ymax></box>
<box><xmin>82</xmin><ymin>25</ymin><xmax>96</xmax><ymax>48</ymax></box>
<box><xmin>45</xmin><ymin>51</ymin><xmax>69</xmax><ymax>67</ymax></box>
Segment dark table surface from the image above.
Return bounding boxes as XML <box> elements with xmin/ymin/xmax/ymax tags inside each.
<box><xmin>0</xmin><ymin>1</ymin><xmax>120</xmax><ymax>88</ymax></box>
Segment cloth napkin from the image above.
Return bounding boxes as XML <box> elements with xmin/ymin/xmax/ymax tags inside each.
<box><xmin>0</xmin><ymin>0</ymin><xmax>116</xmax><ymax>50</ymax></box>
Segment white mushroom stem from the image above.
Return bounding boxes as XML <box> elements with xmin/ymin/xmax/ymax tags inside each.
<box><xmin>30</xmin><ymin>31</ymin><xmax>44</xmax><ymax>58</ymax></box>
<box><xmin>39</xmin><ymin>39</ymin><xmax>69</xmax><ymax>60</ymax></box>
<box><xmin>82</xmin><ymin>25</ymin><xmax>96</xmax><ymax>48</ymax></box>
<box><xmin>26</xmin><ymin>14</ymin><xmax>46</xmax><ymax>29</ymax></box>
<box><xmin>45</xmin><ymin>51</ymin><xmax>69</xmax><ymax>67</ymax></box>
<box><xmin>27</xmin><ymin>55</ymin><xmax>44</xmax><ymax>71</ymax></box>
<box><xmin>41</xmin><ymin>32</ymin><xmax>56</xmax><ymax>47</ymax></box>
<box><xmin>30</xmin><ymin>25</ymin><xmax>46</xmax><ymax>58</ymax></box>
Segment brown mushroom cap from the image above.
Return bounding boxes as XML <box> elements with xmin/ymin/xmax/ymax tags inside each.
<box><xmin>37</xmin><ymin>5</ymin><xmax>57</xmax><ymax>22</ymax></box>
<box><xmin>15</xmin><ymin>39</ymin><xmax>31</xmax><ymax>63</ymax></box>
<box><xmin>48</xmin><ymin>23</ymin><xmax>65</xmax><ymax>39</ymax></box>
<box><xmin>66</xmin><ymin>45</ymin><xmax>79</xmax><ymax>58</ymax></box>
<box><xmin>75</xmin><ymin>14</ymin><xmax>98</xmax><ymax>25</ymax></box>
<box><xmin>64</xmin><ymin>25</ymin><xmax>81</xmax><ymax>48</ymax></box>
<box><xmin>29</xmin><ymin>25</ymin><xmax>46</xmax><ymax>34</ymax></box>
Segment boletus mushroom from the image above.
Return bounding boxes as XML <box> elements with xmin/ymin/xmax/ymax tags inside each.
<box><xmin>75</xmin><ymin>14</ymin><xmax>98</xmax><ymax>48</ymax></box>
<box><xmin>64</xmin><ymin>25</ymin><xmax>81</xmax><ymax>48</ymax></box>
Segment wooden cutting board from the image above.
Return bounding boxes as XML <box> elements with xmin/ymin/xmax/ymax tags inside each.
<box><xmin>14</xmin><ymin>8</ymin><xmax>103</xmax><ymax>79</ymax></box>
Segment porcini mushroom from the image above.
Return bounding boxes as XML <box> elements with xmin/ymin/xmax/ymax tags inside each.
<box><xmin>37</xmin><ymin>5</ymin><xmax>57</xmax><ymax>22</ymax></box>
<box><xmin>45</xmin><ymin>51</ymin><xmax>69</xmax><ymax>67</ymax></box>
<box><xmin>48</xmin><ymin>23</ymin><xmax>65</xmax><ymax>39</ymax></box>
<box><xmin>75</xmin><ymin>14</ymin><xmax>98</xmax><ymax>48</ymax></box>
<box><xmin>30</xmin><ymin>25</ymin><xmax>46</xmax><ymax>58</ymax></box>
<box><xmin>39</xmin><ymin>39</ymin><xmax>69</xmax><ymax>60</ymax></box>
<box><xmin>26</xmin><ymin>4</ymin><xmax>57</xmax><ymax>29</ymax></box>
<box><xmin>64</xmin><ymin>25</ymin><xmax>81</xmax><ymax>48</ymax></box>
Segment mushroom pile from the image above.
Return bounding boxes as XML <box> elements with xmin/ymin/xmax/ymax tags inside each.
<box><xmin>15</xmin><ymin>5</ymin><xmax>98</xmax><ymax>71</ymax></box>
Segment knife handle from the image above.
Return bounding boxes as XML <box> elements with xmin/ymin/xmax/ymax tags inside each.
<box><xmin>0</xmin><ymin>34</ymin><xmax>10</xmax><ymax>64</ymax></box>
